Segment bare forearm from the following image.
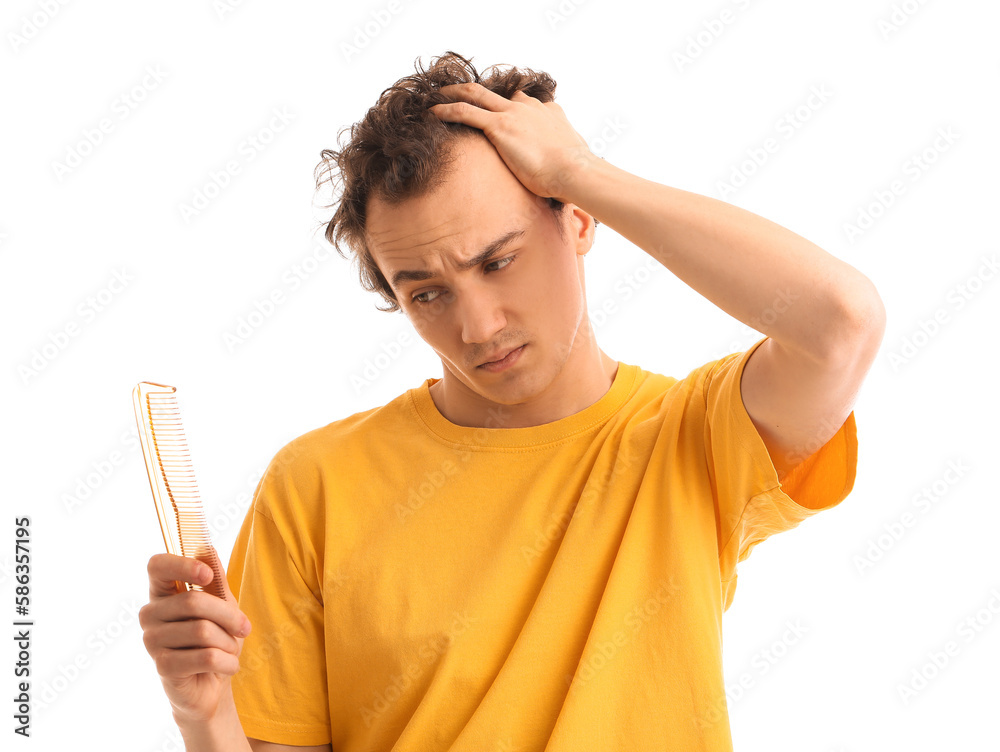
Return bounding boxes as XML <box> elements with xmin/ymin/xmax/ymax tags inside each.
<box><xmin>175</xmin><ymin>686</ymin><xmax>252</xmax><ymax>752</ymax></box>
<box><xmin>562</xmin><ymin>156</ymin><xmax>884</xmax><ymax>360</ymax></box>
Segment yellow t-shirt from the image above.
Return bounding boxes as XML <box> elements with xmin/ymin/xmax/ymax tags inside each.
<box><xmin>227</xmin><ymin>336</ymin><xmax>857</xmax><ymax>750</ymax></box>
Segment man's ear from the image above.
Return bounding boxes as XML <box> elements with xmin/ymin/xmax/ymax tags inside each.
<box><xmin>566</xmin><ymin>203</ymin><xmax>596</xmax><ymax>257</ymax></box>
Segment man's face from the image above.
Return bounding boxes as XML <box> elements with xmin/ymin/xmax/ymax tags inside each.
<box><xmin>366</xmin><ymin>133</ymin><xmax>595</xmax><ymax>407</ymax></box>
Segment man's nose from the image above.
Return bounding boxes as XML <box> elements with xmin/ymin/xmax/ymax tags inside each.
<box><xmin>459</xmin><ymin>287</ymin><xmax>507</xmax><ymax>346</ymax></box>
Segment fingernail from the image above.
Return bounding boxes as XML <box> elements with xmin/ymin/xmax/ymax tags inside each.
<box><xmin>240</xmin><ymin>617</ymin><xmax>251</xmax><ymax>636</ymax></box>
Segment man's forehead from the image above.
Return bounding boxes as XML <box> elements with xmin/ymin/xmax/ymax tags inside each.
<box><xmin>367</xmin><ymin>193</ymin><xmax>555</xmax><ymax>258</ymax></box>
<box><xmin>373</xmin><ymin>222</ymin><xmax>528</xmax><ymax>289</ymax></box>
<box><xmin>367</xmin><ymin>220</ymin><xmax>459</xmax><ymax>257</ymax></box>
<box><xmin>366</xmin><ymin>136</ymin><xmax>541</xmax><ymax>248</ymax></box>
<box><xmin>366</xmin><ymin>191</ymin><xmax>531</xmax><ymax>262</ymax></box>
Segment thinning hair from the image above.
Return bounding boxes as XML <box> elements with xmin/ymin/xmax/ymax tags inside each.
<box><xmin>314</xmin><ymin>50</ymin><xmax>571</xmax><ymax>313</ymax></box>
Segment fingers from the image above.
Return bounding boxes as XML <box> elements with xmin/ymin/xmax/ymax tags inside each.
<box><xmin>155</xmin><ymin>646</ymin><xmax>242</xmax><ymax>681</ymax></box>
<box><xmin>438</xmin><ymin>81</ymin><xmax>510</xmax><ymax>108</ymax></box>
<box><xmin>143</xmin><ymin>614</ymin><xmax>242</xmax><ymax>657</ymax></box>
<box><xmin>140</xmin><ymin>550</ymin><xmax>251</xmax><ymax>716</ymax></box>
<box><xmin>141</xmin><ymin>585</ymin><xmax>250</xmax><ymax>640</ymax></box>
<box><xmin>142</xmin><ymin>552</ymin><xmax>252</xmax><ymax>679</ymax></box>
<box><xmin>170</xmin><ymin>590</ymin><xmax>250</xmax><ymax>638</ymax></box>
<box><xmin>147</xmin><ymin>553</ymin><xmax>211</xmax><ymax>599</ymax></box>
<box><xmin>140</xmin><ymin>557</ymin><xmax>252</xmax><ymax>683</ymax></box>
<box><xmin>429</xmin><ymin>101</ymin><xmax>485</xmax><ymax>129</ymax></box>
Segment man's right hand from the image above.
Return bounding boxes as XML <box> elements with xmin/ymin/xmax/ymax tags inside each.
<box><xmin>139</xmin><ymin>548</ymin><xmax>252</xmax><ymax>725</ymax></box>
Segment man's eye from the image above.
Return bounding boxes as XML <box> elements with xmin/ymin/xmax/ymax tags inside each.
<box><xmin>413</xmin><ymin>290</ymin><xmax>440</xmax><ymax>305</ymax></box>
<box><xmin>411</xmin><ymin>255</ymin><xmax>517</xmax><ymax>306</ymax></box>
<box><xmin>486</xmin><ymin>256</ymin><xmax>515</xmax><ymax>272</ymax></box>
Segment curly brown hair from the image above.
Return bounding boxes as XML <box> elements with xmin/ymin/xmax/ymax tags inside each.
<box><xmin>314</xmin><ymin>50</ymin><xmax>583</xmax><ymax>314</ymax></box>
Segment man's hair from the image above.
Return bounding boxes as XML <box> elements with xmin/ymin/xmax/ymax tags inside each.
<box><xmin>314</xmin><ymin>50</ymin><xmax>573</xmax><ymax>314</ymax></box>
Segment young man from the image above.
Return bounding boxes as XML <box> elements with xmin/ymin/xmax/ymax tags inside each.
<box><xmin>140</xmin><ymin>52</ymin><xmax>884</xmax><ymax>751</ymax></box>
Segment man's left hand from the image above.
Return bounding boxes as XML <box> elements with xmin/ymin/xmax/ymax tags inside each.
<box><xmin>428</xmin><ymin>82</ymin><xmax>596</xmax><ymax>203</ymax></box>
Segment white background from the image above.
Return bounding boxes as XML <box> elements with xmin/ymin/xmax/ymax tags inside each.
<box><xmin>2</xmin><ymin>0</ymin><xmax>998</xmax><ymax>750</ymax></box>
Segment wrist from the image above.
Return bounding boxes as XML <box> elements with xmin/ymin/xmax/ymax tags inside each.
<box><xmin>173</xmin><ymin>686</ymin><xmax>250</xmax><ymax>752</ymax></box>
<box><xmin>550</xmin><ymin>147</ymin><xmax>604</xmax><ymax>205</ymax></box>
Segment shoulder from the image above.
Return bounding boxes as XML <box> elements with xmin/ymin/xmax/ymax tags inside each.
<box><xmin>258</xmin><ymin>383</ymin><xmax>424</xmax><ymax>489</ymax></box>
<box><xmin>652</xmin><ymin>344</ymin><xmax>760</xmax><ymax>398</ymax></box>
<box><xmin>616</xmin><ymin>346</ymin><xmax>756</xmax><ymax>428</ymax></box>
<box><xmin>622</xmin><ymin>351</ymin><xmax>730</xmax><ymax>406</ymax></box>
<box><xmin>247</xmin><ymin>387</ymin><xmax>420</xmax><ymax>533</ymax></box>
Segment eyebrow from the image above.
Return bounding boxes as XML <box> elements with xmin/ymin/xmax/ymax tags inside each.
<box><xmin>389</xmin><ymin>229</ymin><xmax>526</xmax><ymax>290</ymax></box>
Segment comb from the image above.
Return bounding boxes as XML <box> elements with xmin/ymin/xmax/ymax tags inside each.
<box><xmin>132</xmin><ymin>381</ymin><xmax>225</xmax><ymax>599</ymax></box>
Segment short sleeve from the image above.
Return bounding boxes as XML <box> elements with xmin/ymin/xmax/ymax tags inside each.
<box><xmin>702</xmin><ymin>336</ymin><xmax>859</xmax><ymax>611</ymax></box>
<box><xmin>227</xmin><ymin>462</ymin><xmax>332</xmax><ymax>745</ymax></box>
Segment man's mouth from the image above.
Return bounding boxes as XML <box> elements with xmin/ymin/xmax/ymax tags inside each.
<box><xmin>478</xmin><ymin>344</ymin><xmax>525</xmax><ymax>368</ymax></box>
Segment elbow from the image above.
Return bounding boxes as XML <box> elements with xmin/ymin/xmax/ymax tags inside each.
<box><xmin>826</xmin><ymin>278</ymin><xmax>887</xmax><ymax>366</ymax></box>
<box><xmin>853</xmin><ymin>279</ymin><xmax>887</xmax><ymax>349</ymax></box>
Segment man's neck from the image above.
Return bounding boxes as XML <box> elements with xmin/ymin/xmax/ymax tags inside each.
<box><xmin>428</xmin><ymin>348</ymin><xmax>619</xmax><ymax>429</ymax></box>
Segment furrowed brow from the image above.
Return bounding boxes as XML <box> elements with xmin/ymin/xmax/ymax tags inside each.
<box><xmin>390</xmin><ymin>229</ymin><xmax>526</xmax><ymax>289</ymax></box>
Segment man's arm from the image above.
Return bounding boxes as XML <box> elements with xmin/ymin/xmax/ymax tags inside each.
<box><xmin>739</xmin><ymin>331</ymin><xmax>878</xmax><ymax>482</ymax></box>
<box><xmin>560</xmin><ymin>157</ymin><xmax>885</xmax><ymax>480</ymax></box>
<box><xmin>425</xmin><ymin>82</ymin><xmax>885</xmax><ymax>480</ymax></box>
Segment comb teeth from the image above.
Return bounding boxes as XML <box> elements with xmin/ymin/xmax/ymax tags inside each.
<box><xmin>133</xmin><ymin>382</ymin><xmax>225</xmax><ymax>599</ymax></box>
<box><xmin>147</xmin><ymin>392</ymin><xmax>208</xmax><ymax>557</ymax></box>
